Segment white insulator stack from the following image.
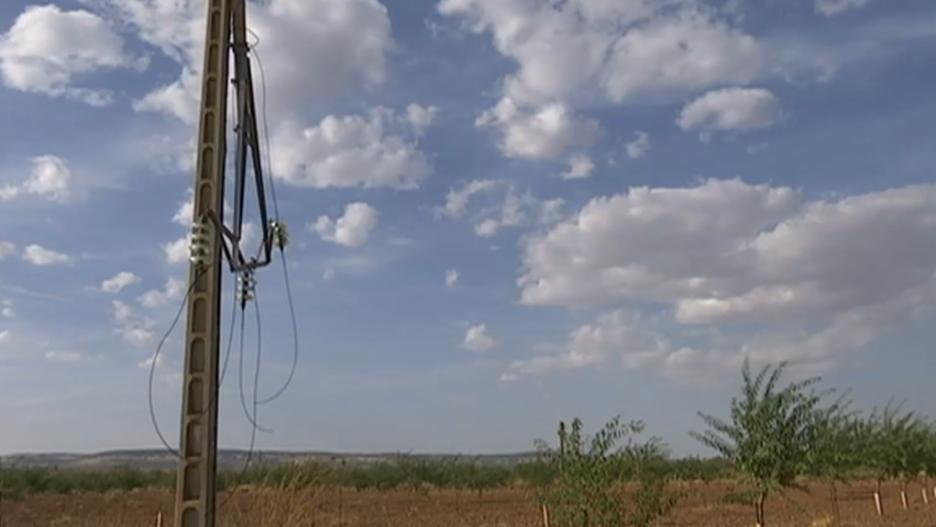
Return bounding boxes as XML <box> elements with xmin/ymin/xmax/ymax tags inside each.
<box><xmin>189</xmin><ymin>220</ymin><xmax>211</xmax><ymax>267</ymax></box>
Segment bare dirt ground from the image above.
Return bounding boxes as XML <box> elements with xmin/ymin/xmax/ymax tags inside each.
<box><xmin>4</xmin><ymin>481</ymin><xmax>936</xmax><ymax>527</ymax></box>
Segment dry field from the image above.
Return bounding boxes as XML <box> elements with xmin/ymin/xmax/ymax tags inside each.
<box><xmin>4</xmin><ymin>481</ymin><xmax>936</xmax><ymax>527</ymax></box>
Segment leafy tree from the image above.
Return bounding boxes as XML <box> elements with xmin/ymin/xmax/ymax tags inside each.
<box><xmin>803</xmin><ymin>394</ymin><xmax>859</xmax><ymax>522</ymax></box>
<box><xmin>692</xmin><ymin>361</ymin><xmax>826</xmax><ymax>527</ymax></box>
<box><xmin>858</xmin><ymin>404</ymin><xmax>931</xmax><ymax>511</ymax></box>
<box><xmin>541</xmin><ymin>417</ymin><xmax>677</xmax><ymax>527</ymax></box>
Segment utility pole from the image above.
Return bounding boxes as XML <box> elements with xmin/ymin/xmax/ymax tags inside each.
<box><xmin>173</xmin><ymin>0</ymin><xmax>230</xmax><ymax>524</ymax></box>
<box><xmin>174</xmin><ymin>0</ymin><xmax>274</xmax><ymax>525</ymax></box>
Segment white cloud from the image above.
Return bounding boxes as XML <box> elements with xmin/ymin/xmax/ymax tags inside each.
<box><xmin>816</xmin><ymin>0</ymin><xmax>874</xmax><ymax>16</ymax></box>
<box><xmin>273</xmin><ymin>107</ymin><xmax>434</xmax><ymax>189</ymax></box>
<box><xmin>463</xmin><ymin>323</ymin><xmax>496</xmax><ymax>352</ymax></box>
<box><xmin>505</xmin><ymin>310</ymin><xmax>672</xmax><ymax>379</ymax></box>
<box><xmin>22</xmin><ymin>244</ymin><xmax>72</xmax><ymax>266</ymax></box>
<box><xmin>440</xmin><ymin>1</ymin><xmax>762</xmax><ymax>160</ymax></box>
<box><xmin>445</xmin><ymin>269</ymin><xmax>459</xmax><ymax>288</ymax></box>
<box><xmin>172</xmin><ymin>190</ymin><xmax>194</xmax><ymax>226</ymax></box>
<box><xmin>516</xmin><ymin>179</ymin><xmax>936</xmax><ymax>379</ymax></box>
<box><xmin>561</xmin><ymin>154</ymin><xmax>595</xmax><ymax>180</ymax></box>
<box><xmin>406</xmin><ymin>104</ymin><xmax>439</xmax><ymax>134</ymax></box>
<box><xmin>92</xmin><ymin>0</ymin><xmax>391</xmax><ymax>123</ymax></box>
<box><xmin>625</xmin><ymin>131</ymin><xmax>651</xmax><ymax>159</ymax></box>
<box><xmin>101</xmin><ymin>272</ymin><xmax>140</xmax><ymax>294</ymax></box>
<box><xmin>112</xmin><ymin>300</ymin><xmax>155</xmax><ymax>347</ymax></box>
<box><xmin>0</xmin><ymin>185</ymin><xmax>19</xmax><ymax>201</ymax></box>
<box><xmin>0</xmin><ymin>4</ymin><xmax>144</xmax><ymax>105</ymax></box>
<box><xmin>476</xmin><ymin>99</ymin><xmax>599</xmax><ymax>160</ymax></box>
<box><xmin>313</xmin><ymin>202</ymin><xmax>379</xmax><ymax>248</ymax></box>
<box><xmin>164</xmin><ymin>236</ymin><xmax>190</xmax><ymax>265</ymax></box>
<box><xmin>0</xmin><ymin>330</ymin><xmax>10</xmax><ymax>344</ymax></box>
<box><xmin>677</xmin><ymin>88</ymin><xmax>781</xmax><ymax>136</ymax></box>
<box><xmin>1</xmin><ymin>300</ymin><xmax>14</xmax><ymax>319</ymax></box>
<box><xmin>441</xmin><ymin>179</ymin><xmax>502</xmax><ymax>218</ymax></box>
<box><xmin>2</xmin><ymin>156</ymin><xmax>73</xmax><ymax>203</ymax></box>
<box><xmin>138</xmin><ymin>277</ymin><xmax>186</xmax><ymax>308</ymax></box>
<box><xmin>442</xmin><ymin>180</ymin><xmax>561</xmax><ymax>237</ymax></box>
<box><xmin>0</xmin><ymin>241</ymin><xmax>15</xmax><ymax>260</ymax></box>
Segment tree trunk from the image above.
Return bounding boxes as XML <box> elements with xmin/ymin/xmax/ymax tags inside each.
<box><xmin>874</xmin><ymin>479</ymin><xmax>884</xmax><ymax>516</ymax></box>
<box><xmin>754</xmin><ymin>491</ymin><xmax>767</xmax><ymax>527</ymax></box>
<box><xmin>830</xmin><ymin>482</ymin><xmax>841</xmax><ymax>525</ymax></box>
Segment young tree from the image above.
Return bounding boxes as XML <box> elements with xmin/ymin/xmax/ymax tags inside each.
<box><xmin>541</xmin><ymin>417</ymin><xmax>677</xmax><ymax>527</ymax></box>
<box><xmin>858</xmin><ymin>404</ymin><xmax>930</xmax><ymax>514</ymax></box>
<box><xmin>803</xmin><ymin>394</ymin><xmax>859</xmax><ymax>523</ymax></box>
<box><xmin>692</xmin><ymin>361</ymin><xmax>826</xmax><ymax>527</ymax></box>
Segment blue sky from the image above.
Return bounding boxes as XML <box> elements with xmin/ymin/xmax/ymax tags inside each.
<box><xmin>1</xmin><ymin>0</ymin><xmax>935</xmax><ymax>456</ymax></box>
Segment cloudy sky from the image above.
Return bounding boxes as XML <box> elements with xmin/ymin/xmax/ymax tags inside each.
<box><xmin>1</xmin><ymin>0</ymin><xmax>935</xmax><ymax>456</ymax></box>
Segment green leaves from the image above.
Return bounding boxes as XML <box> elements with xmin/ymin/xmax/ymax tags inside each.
<box><xmin>693</xmin><ymin>361</ymin><xmax>832</xmax><ymax>526</ymax></box>
<box><xmin>540</xmin><ymin>417</ymin><xmax>678</xmax><ymax>527</ymax></box>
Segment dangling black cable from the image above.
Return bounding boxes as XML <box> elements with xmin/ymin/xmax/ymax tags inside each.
<box><xmin>148</xmin><ymin>265</ymin><xmax>210</xmax><ymax>458</ymax></box>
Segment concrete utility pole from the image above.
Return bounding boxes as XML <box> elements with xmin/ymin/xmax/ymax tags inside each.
<box><xmin>174</xmin><ymin>0</ymin><xmax>274</xmax><ymax>525</ymax></box>
<box><xmin>172</xmin><ymin>0</ymin><xmax>230</xmax><ymax>524</ymax></box>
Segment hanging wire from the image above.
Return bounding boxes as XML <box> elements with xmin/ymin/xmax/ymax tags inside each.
<box><xmin>250</xmin><ymin>37</ymin><xmax>301</xmax><ymax>405</ymax></box>
<box><xmin>148</xmin><ymin>265</ymin><xmax>211</xmax><ymax>459</ymax></box>
<box><xmin>238</xmin><ymin>293</ymin><xmax>271</xmax><ymax>434</ymax></box>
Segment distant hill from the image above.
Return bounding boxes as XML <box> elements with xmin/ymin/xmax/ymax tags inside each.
<box><xmin>0</xmin><ymin>450</ymin><xmax>539</xmax><ymax>471</ymax></box>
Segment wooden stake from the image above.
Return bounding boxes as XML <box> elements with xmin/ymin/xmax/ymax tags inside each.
<box><xmin>155</xmin><ymin>512</ymin><xmax>164</xmax><ymax>527</ymax></box>
<box><xmin>900</xmin><ymin>490</ymin><xmax>908</xmax><ymax>510</ymax></box>
<box><xmin>922</xmin><ymin>487</ymin><xmax>929</xmax><ymax>505</ymax></box>
<box><xmin>541</xmin><ymin>504</ymin><xmax>550</xmax><ymax>527</ymax></box>
<box><xmin>874</xmin><ymin>492</ymin><xmax>883</xmax><ymax>516</ymax></box>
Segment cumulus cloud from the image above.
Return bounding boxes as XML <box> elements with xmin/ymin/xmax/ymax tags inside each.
<box><xmin>561</xmin><ymin>154</ymin><xmax>595</xmax><ymax>180</ymax></box>
<box><xmin>441</xmin><ymin>180</ymin><xmax>562</xmax><ymax>237</ymax></box>
<box><xmin>514</xmin><ymin>179</ymin><xmax>936</xmax><ymax>380</ymax></box>
<box><xmin>815</xmin><ymin>0</ymin><xmax>874</xmax><ymax>16</ymax></box>
<box><xmin>273</xmin><ymin>107</ymin><xmax>434</xmax><ymax>189</ymax></box>
<box><xmin>1</xmin><ymin>156</ymin><xmax>73</xmax><ymax>202</ymax></box>
<box><xmin>1</xmin><ymin>300</ymin><xmax>14</xmax><ymax>319</ymax></box>
<box><xmin>313</xmin><ymin>202</ymin><xmax>379</xmax><ymax>248</ymax></box>
<box><xmin>463</xmin><ymin>323</ymin><xmax>496</xmax><ymax>352</ymax></box>
<box><xmin>0</xmin><ymin>330</ymin><xmax>10</xmax><ymax>344</ymax></box>
<box><xmin>112</xmin><ymin>300</ymin><xmax>155</xmax><ymax>347</ymax></box>
<box><xmin>138</xmin><ymin>277</ymin><xmax>185</xmax><ymax>308</ymax></box>
<box><xmin>22</xmin><ymin>244</ymin><xmax>72</xmax><ymax>266</ymax></box>
<box><xmin>505</xmin><ymin>310</ymin><xmax>673</xmax><ymax>379</ymax></box>
<box><xmin>677</xmin><ymin>88</ymin><xmax>781</xmax><ymax>136</ymax></box>
<box><xmin>89</xmin><ymin>0</ymin><xmax>392</xmax><ymax>123</ymax></box>
<box><xmin>445</xmin><ymin>269</ymin><xmax>459</xmax><ymax>288</ymax></box>
<box><xmin>440</xmin><ymin>0</ymin><xmax>762</xmax><ymax>160</ymax></box>
<box><xmin>441</xmin><ymin>179</ymin><xmax>502</xmax><ymax>218</ymax></box>
<box><xmin>0</xmin><ymin>4</ymin><xmax>144</xmax><ymax>105</ymax></box>
<box><xmin>476</xmin><ymin>100</ymin><xmax>599</xmax><ymax>160</ymax></box>
<box><xmin>406</xmin><ymin>103</ymin><xmax>439</xmax><ymax>133</ymax></box>
<box><xmin>625</xmin><ymin>131</ymin><xmax>651</xmax><ymax>159</ymax></box>
<box><xmin>101</xmin><ymin>272</ymin><xmax>141</xmax><ymax>294</ymax></box>
<box><xmin>0</xmin><ymin>241</ymin><xmax>15</xmax><ymax>260</ymax></box>
<box><xmin>163</xmin><ymin>236</ymin><xmax>190</xmax><ymax>265</ymax></box>
<box><xmin>0</xmin><ymin>185</ymin><xmax>19</xmax><ymax>201</ymax></box>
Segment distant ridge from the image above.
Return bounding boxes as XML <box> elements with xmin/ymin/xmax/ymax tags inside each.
<box><xmin>0</xmin><ymin>450</ymin><xmax>539</xmax><ymax>471</ymax></box>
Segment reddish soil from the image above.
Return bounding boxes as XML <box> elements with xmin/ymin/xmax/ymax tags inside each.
<box><xmin>4</xmin><ymin>481</ymin><xmax>936</xmax><ymax>526</ymax></box>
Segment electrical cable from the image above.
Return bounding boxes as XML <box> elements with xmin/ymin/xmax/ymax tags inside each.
<box><xmin>148</xmin><ymin>265</ymin><xmax>210</xmax><ymax>459</ymax></box>
<box><xmin>219</xmin><ymin>281</ymin><xmax>240</xmax><ymax>386</ymax></box>
<box><xmin>238</xmin><ymin>294</ymin><xmax>271</xmax><ymax>434</ymax></box>
<box><xmin>251</xmin><ymin>40</ymin><xmax>301</xmax><ymax>405</ymax></box>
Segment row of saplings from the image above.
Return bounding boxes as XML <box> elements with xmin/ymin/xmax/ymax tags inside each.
<box><xmin>538</xmin><ymin>361</ymin><xmax>936</xmax><ymax>527</ymax></box>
